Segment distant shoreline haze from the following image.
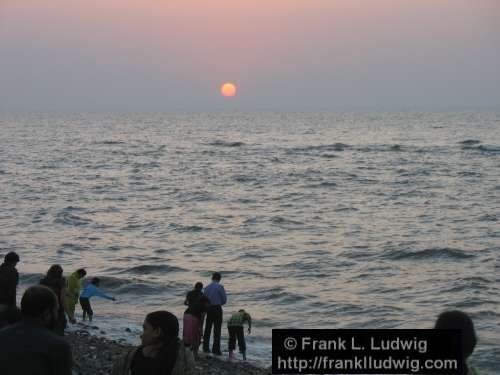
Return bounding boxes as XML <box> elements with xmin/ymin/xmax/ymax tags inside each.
<box><xmin>1</xmin><ymin>1</ymin><xmax>499</xmax><ymax>112</ymax></box>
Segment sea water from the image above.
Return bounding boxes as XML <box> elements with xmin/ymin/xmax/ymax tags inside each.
<box><xmin>0</xmin><ymin>112</ymin><xmax>498</xmax><ymax>373</ymax></box>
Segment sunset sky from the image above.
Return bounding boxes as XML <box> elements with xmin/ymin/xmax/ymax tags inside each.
<box><xmin>1</xmin><ymin>0</ymin><xmax>499</xmax><ymax>112</ymax></box>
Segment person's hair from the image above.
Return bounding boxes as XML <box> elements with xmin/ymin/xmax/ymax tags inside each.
<box><xmin>4</xmin><ymin>252</ymin><xmax>20</xmax><ymax>263</ymax></box>
<box><xmin>76</xmin><ymin>268</ymin><xmax>87</xmax><ymax>277</ymax></box>
<box><xmin>434</xmin><ymin>310</ymin><xmax>477</xmax><ymax>359</ymax></box>
<box><xmin>46</xmin><ymin>264</ymin><xmax>63</xmax><ymax>280</ymax></box>
<box><xmin>91</xmin><ymin>277</ymin><xmax>100</xmax><ymax>286</ymax></box>
<box><xmin>145</xmin><ymin>311</ymin><xmax>180</xmax><ymax>375</ymax></box>
<box><xmin>238</xmin><ymin>309</ymin><xmax>245</xmax><ymax>313</ymax></box>
<box><xmin>194</xmin><ymin>282</ymin><xmax>203</xmax><ymax>290</ymax></box>
<box><xmin>212</xmin><ymin>272</ymin><xmax>221</xmax><ymax>281</ymax></box>
<box><xmin>21</xmin><ymin>285</ymin><xmax>59</xmax><ymax>318</ymax></box>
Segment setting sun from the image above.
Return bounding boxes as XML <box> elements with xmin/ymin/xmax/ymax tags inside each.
<box><xmin>220</xmin><ymin>82</ymin><xmax>237</xmax><ymax>97</ymax></box>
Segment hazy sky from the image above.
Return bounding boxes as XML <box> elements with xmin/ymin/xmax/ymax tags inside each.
<box><xmin>1</xmin><ymin>0</ymin><xmax>499</xmax><ymax>112</ymax></box>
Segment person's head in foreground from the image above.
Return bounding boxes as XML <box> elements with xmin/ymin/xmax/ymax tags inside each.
<box><xmin>212</xmin><ymin>272</ymin><xmax>221</xmax><ymax>282</ymax></box>
<box><xmin>434</xmin><ymin>310</ymin><xmax>477</xmax><ymax>375</ymax></box>
<box><xmin>4</xmin><ymin>251</ymin><xmax>20</xmax><ymax>265</ymax></box>
<box><xmin>194</xmin><ymin>282</ymin><xmax>203</xmax><ymax>291</ymax></box>
<box><xmin>139</xmin><ymin>311</ymin><xmax>180</xmax><ymax>373</ymax></box>
<box><xmin>0</xmin><ymin>285</ymin><xmax>73</xmax><ymax>375</ymax></box>
<box><xmin>76</xmin><ymin>268</ymin><xmax>87</xmax><ymax>278</ymax></box>
<box><xmin>45</xmin><ymin>264</ymin><xmax>63</xmax><ymax>280</ymax></box>
<box><xmin>21</xmin><ymin>285</ymin><xmax>59</xmax><ymax>330</ymax></box>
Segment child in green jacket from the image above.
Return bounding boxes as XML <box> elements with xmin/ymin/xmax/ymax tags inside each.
<box><xmin>227</xmin><ymin>309</ymin><xmax>252</xmax><ymax>360</ymax></box>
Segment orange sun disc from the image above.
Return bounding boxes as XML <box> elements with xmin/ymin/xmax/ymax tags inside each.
<box><xmin>221</xmin><ymin>82</ymin><xmax>237</xmax><ymax>97</ymax></box>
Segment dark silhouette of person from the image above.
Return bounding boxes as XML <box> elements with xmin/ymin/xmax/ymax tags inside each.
<box><xmin>0</xmin><ymin>252</ymin><xmax>20</xmax><ymax>308</ymax></box>
<box><xmin>0</xmin><ymin>252</ymin><xmax>20</xmax><ymax>328</ymax></box>
<box><xmin>202</xmin><ymin>272</ymin><xmax>227</xmax><ymax>355</ymax></box>
<box><xmin>183</xmin><ymin>282</ymin><xmax>210</xmax><ymax>356</ymax></box>
<box><xmin>39</xmin><ymin>264</ymin><xmax>76</xmax><ymax>335</ymax></box>
<box><xmin>434</xmin><ymin>310</ymin><xmax>478</xmax><ymax>375</ymax></box>
<box><xmin>0</xmin><ymin>285</ymin><xmax>73</xmax><ymax>375</ymax></box>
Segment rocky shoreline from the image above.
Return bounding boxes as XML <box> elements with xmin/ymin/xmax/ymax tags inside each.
<box><xmin>66</xmin><ymin>329</ymin><xmax>271</xmax><ymax>375</ymax></box>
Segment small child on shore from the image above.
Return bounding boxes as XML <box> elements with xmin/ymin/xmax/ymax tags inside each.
<box><xmin>79</xmin><ymin>277</ymin><xmax>116</xmax><ymax>322</ymax></box>
<box><xmin>227</xmin><ymin>309</ymin><xmax>252</xmax><ymax>361</ymax></box>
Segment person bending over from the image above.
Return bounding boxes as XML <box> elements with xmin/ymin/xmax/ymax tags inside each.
<box><xmin>66</xmin><ymin>268</ymin><xmax>87</xmax><ymax>318</ymax></box>
<box><xmin>227</xmin><ymin>309</ymin><xmax>252</xmax><ymax>361</ymax></box>
<box><xmin>79</xmin><ymin>277</ymin><xmax>115</xmax><ymax>322</ymax></box>
<box><xmin>0</xmin><ymin>285</ymin><xmax>73</xmax><ymax>375</ymax></box>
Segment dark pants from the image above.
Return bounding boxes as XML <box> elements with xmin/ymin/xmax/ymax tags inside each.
<box><xmin>79</xmin><ymin>297</ymin><xmax>93</xmax><ymax>316</ymax></box>
<box><xmin>54</xmin><ymin>307</ymin><xmax>67</xmax><ymax>336</ymax></box>
<box><xmin>228</xmin><ymin>325</ymin><xmax>246</xmax><ymax>353</ymax></box>
<box><xmin>203</xmin><ymin>305</ymin><xmax>223</xmax><ymax>354</ymax></box>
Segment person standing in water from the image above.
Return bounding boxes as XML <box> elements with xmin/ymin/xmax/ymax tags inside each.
<box><xmin>0</xmin><ymin>252</ymin><xmax>20</xmax><ymax>309</ymax></box>
<box><xmin>183</xmin><ymin>282</ymin><xmax>210</xmax><ymax>356</ymax></box>
<box><xmin>0</xmin><ymin>252</ymin><xmax>21</xmax><ymax>328</ymax></box>
<box><xmin>66</xmin><ymin>268</ymin><xmax>86</xmax><ymax>319</ymax></box>
<box><xmin>79</xmin><ymin>277</ymin><xmax>115</xmax><ymax>322</ymax></box>
<box><xmin>202</xmin><ymin>272</ymin><xmax>227</xmax><ymax>355</ymax></box>
<box><xmin>39</xmin><ymin>264</ymin><xmax>76</xmax><ymax>335</ymax></box>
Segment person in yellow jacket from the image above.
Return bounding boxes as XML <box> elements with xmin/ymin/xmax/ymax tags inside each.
<box><xmin>66</xmin><ymin>268</ymin><xmax>86</xmax><ymax>318</ymax></box>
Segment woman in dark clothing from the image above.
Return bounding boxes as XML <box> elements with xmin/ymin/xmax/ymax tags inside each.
<box><xmin>112</xmin><ymin>311</ymin><xmax>192</xmax><ymax>375</ymax></box>
<box><xmin>39</xmin><ymin>264</ymin><xmax>75</xmax><ymax>335</ymax></box>
<box><xmin>183</xmin><ymin>282</ymin><xmax>210</xmax><ymax>356</ymax></box>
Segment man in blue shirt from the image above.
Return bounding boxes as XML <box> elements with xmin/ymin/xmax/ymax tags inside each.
<box><xmin>202</xmin><ymin>272</ymin><xmax>227</xmax><ymax>355</ymax></box>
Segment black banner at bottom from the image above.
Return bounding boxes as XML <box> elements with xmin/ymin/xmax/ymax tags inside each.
<box><xmin>272</xmin><ymin>329</ymin><xmax>462</xmax><ymax>374</ymax></box>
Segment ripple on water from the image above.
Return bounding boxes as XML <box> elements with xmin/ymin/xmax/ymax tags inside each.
<box><xmin>123</xmin><ymin>264</ymin><xmax>187</xmax><ymax>275</ymax></box>
<box><xmin>383</xmin><ymin>247</ymin><xmax>475</xmax><ymax>261</ymax></box>
<box><xmin>168</xmin><ymin>223</ymin><xmax>211</xmax><ymax>232</ymax></box>
<box><xmin>286</xmin><ymin>143</ymin><xmax>350</xmax><ymax>155</ymax></box>
<box><xmin>54</xmin><ymin>207</ymin><xmax>92</xmax><ymax>226</ymax></box>
<box><xmin>208</xmin><ymin>140</ymin><xmax>245</xmax><ymax>147</ymax></box>
<box><xmin>3</xmin><ymin>112</ymin><xmax>500</xmax><ymax>372</ymax></box>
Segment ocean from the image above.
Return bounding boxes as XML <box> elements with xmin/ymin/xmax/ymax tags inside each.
<box><xmin>0</xmin><ymin>112</ymin><xmax>498</xmax><ymax>373</ymax></box>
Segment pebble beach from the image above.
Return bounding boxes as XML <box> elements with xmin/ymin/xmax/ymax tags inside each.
<box><xmin>66</xmin><ymin>330</ymin><xmax>270</xmax><ymax>375</ymax></box>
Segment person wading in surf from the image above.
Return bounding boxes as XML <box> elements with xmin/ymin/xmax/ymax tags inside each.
<box><xmin>183</xmin><ymin>282</ymin><xmax>210</xmax><ymax>357</ymax></box>
<box><xmin>79</xmin><ymin>277</ymin><xmax>115</xmax><ymax>322</ymax></box>
<box><xmin>202</xmin><ymin>272</ymin><xmax>227</xmax><ymax>355</ymax></box>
